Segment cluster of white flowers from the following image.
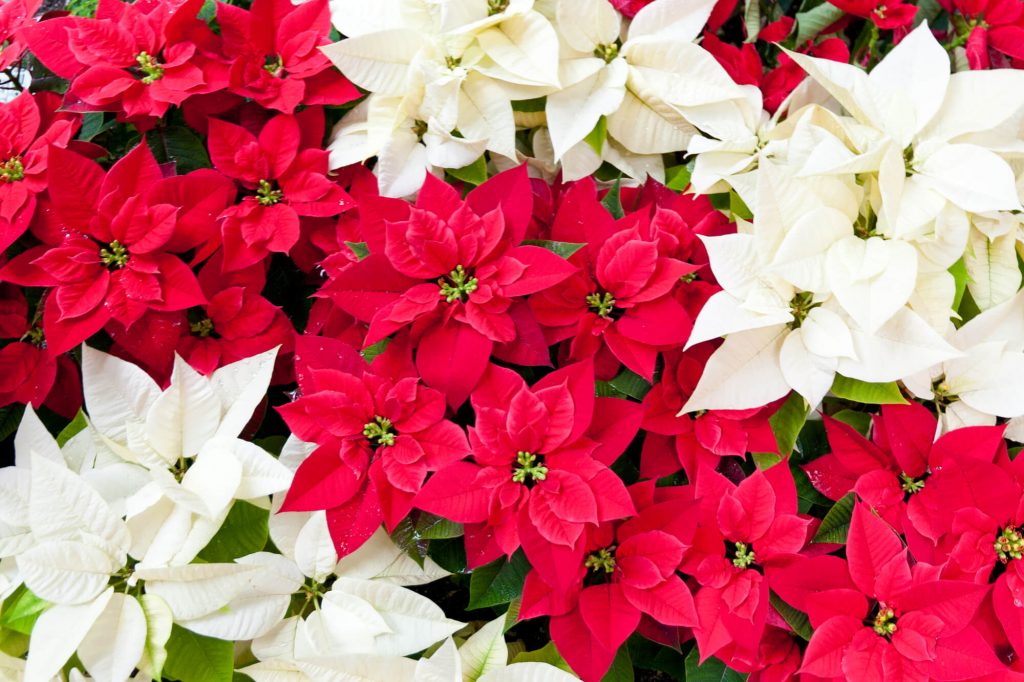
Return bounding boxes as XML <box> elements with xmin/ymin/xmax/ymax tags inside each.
<box><xmin>0</xmin><ymin>349</ymin><xmax>573</xmax><ymax>682</ymax></box>
<box><xmin>323</xmin><ymin>0</ymin><xmax>748</xmax><ymax>196</ymax></box>
<box><xmin>678</xmin><ymin>24</ymin><xmax>1024</xmax><ymax>437</ymax></box>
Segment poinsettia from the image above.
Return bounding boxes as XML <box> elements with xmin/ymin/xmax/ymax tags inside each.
<box><xmin>209</xmin><ymin>108</ymin><xmax>355</xmax><ymax>271</ymax></box>
<box><xmin>942</xmin><ymin>0</ymin><xmax>1024</xmax><ymax>69</ymax></box>
<box><xmin>828</xmin><ymin>0</ymin><xmax>918</xmax><ymax>28</ymax></box>
<box><xmin>0</xmin><ymin>0</ymin><xmax>39</xmax><ymax>72</ymax></box>
<box><xmin>685</xmin><ymin>464</ymin><xmax>810</xmax><ymax>665</ymax></box>
<box><xmin>21</xmin><ymin>0</ymin><xmax>226</xmax><ymax>119</ymax></box>
<box><xmin>520</xmin><ymin>482</ymin><xmax>700</xmax><ymax>681</ymax></box>
<box><xmin>415</xmin><ymin>360</ymin><xmax>640</xmax><ymax>568</ymax></box>
<box><xmin>0</xmin><ymin>143</ymin><xmax>208</xmax><ymax>354</ymax></box>
<box><xmin>217</xmin><ymin>0</ymin><xmax>359</xmax><ymax>114</ymax></box>
<box><xmin>529</xmin><ymin>180</ymin><xmax>700</xmax><ymax>381</ymax></box>
<box><xmin>779</xmin><ymin>503</ymin><xmax>1003</xmax><ymax>680</ymax></box>
<box><xmin>278</xmin><ymin>335</ymin><xmax>471</xmax><ymax>557</ymax></box>
<box><xmin>322</xmin><ymin>168</ymin><xmax>577</xmax><ymax>407</ymax></box>
<box><xmin>0</xmin><ymin>91</ymin><xmax>80</xmax><ymax>252</ymax></box>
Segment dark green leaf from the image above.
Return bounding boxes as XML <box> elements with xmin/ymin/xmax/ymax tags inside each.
<box><xmin>751</xmin><ymin>452</ymin><xmax>783</xmax><ymax>469</ymax></box>
<box><xmin>608</xmin><ymin>369</ymin><xmax>652</xmax><ymax>400</ymax></box>
<box><xmin>520</xmin><ymin>240</ymin><xmax>587</xmax><ymax>259</ymax></box>
<box><xmin>427</xmin><ymin>538</ymin><xmax>467</xmax><ymax>574</ymax></box>
<box><xmin>512</xmin><ymin>642</ymin><xmax>574</xmax><ymax>672</ymax></box>
<box><xmin>770</xmin><ymin>392</ymin><xmax>808</xmax><ymax>456</ymax></box>
<box><xmin>391</xmin><ymin>517</ymin><xmax>428</xmax><ymax>568</ymax></box>
<box><xmin>830</xmin><ymin>375</ymin><xmax>907</xmax><ymax>405</ymax></box>
<box><xmin>163</xmin><ymin>626</ymin><xmax>233</xmax><ymax>682</ymax></box>
<box><xmin>584</xmin><ymin>116</ymin><xmax>608</xmax><ymax>155</ymax></box>
<box><xmin>344</xmin><ymin>241</ymin><xmax>369</xmax><ymax>261</ymax></box>
<box><xmin>793</xmin><ymin>460</ymin><xmax>831</xmax><ymax>513</ymax></box>
<box><xmin>595</xmin><ymin>381</ymin><xmax>627</xmax><ymax>398</ymax></box>
<box><xmin>0</xmin><ymin>586</ymin><xmax>49</xmax><ymax>634</ymax></box>
<box><xmin>414</xmin><ymin>513</ymin><xmax>464</xmax><ymax>540</ymax></box>
<box><xmin>448</xmin><ymin>155</ymin><xmax>489</xmax><ymax>186</ymax></box>
<box><xmin>794</xmin><ymin>2</ymin><xmax>845</xmax><ymax>44</ymax></box>
<box><xmin>0</xmin><ymin>404</ymin><xmax>24</xmax><ymax>442</ymax></box>
<box><xmin>79</xmin><ymin>113</ymin><xmax>114</xmax><ymax>141</ymax></box>
<box><xmin>197</xmin><ymin>501</ymin><xmax>269</xmax><ymax>563</ymax></box>
<box><xmin>361</xmin><ymin>337</ymin><xmax>392</xmax><ymax>364</ymax></box>
<box><xmin>157</xmin><ymin>126</ymin><xmax>212</xmax><ymax>173</ymax></box>
<box><xmin>628</xmin><ymin>634</ymin><xmax>687</xmax><ymax>678</ymax></box>
<box><xmin>601</xmin><ymin>179</ymin><xmax>624</xmax><ymax>219</ymax></box>
<box><xmin>831</xmin><ymin>409</ymin><xmax>871</xmax><ymax>435</ymax></box>
<box><xmin>601</xmin><ymin>645</ymin><xmax>634</xmax><ymax>682</ymax></box>
<box><xmin>813</xmin><ymin>492</ymin><xmax>856</xmax><ymax>544</ymax></box>
<box><xmin>769</xmin><ymin>591</ymin><xmax>813</xmax><ymax>640</ymax></box>
<box><xmin>57</xmin><ymin>410</ymin><xmax>89</xmax><ymax>447</ymax></box>
<box><xmin>468</xmin><ymin>550</ymin><xmax>530</xmax><ymax>609</ymax></box>
<box><xmin>683</xmin><ymin>646</ymin><xmax>749</xmax><ymax>681</ymax></box>
<box><xmin>511</xmin><ymin>97</ymin><xmax>546</xmax><ymax>113</ymax></box>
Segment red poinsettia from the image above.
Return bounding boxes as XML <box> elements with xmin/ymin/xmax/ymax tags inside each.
<box><xmin>828</xmin><ymin>0</ymin><xmax>918</xmax><ymax>28</ymax></box>
<box><xmin>778</xmin><ymin>503</ymin><xmax>1002</xmax><ymax>680</ymax></box>
<box><xmin>0</xmin><ymin>143</ymin><xmax>206</xmax><ymax>354</ymax></box>
<box><xmin>685</xmin><ymin>464</ymin><xmax>811</xmax><ymax>665</ymax></box>
<box><xmin>216</xmin><ymin>0</ymin><xmax>359</xmax><ymax>114</ymax></box>
<box><xmin>641</xmin><ymin>345</ymin><xmax>779</xmax><ymax>480</ymax></box>
<box><xmin>0</xmin><ymin>91</ymin><xmax>80</xmax><ymax>252</ymax></box>
<box><xmin>277</xmin><ymin>335</ymin><xmax>471</xmax><ymax>557</ymax></box>
<box><xmin>0</xmin><ymin>0</ymin><xmax>39</xmax><ymax>71</ymax></box>
<box><xmin>415</xmin><ymin>360</ymin><xmax>641</xmax><ymax>567</ymax></box>
<box><xmin>208</xmin><ymin>108</ymin><xmax>354</xmax><ymax>271</ymax></box>
<box><xmin>520</xmin><ymin>483</ymin><xmax>700</xmax><ymax>681</ymax></box>
<box><xmin>942</xmin><ymin>0</ymin><xmax>1024</xmax><ymax>68</ymax></box>
<box><xmin>323</xmin><ymin>168</ymin><xmax>577</xmax><ymax>407</ymax></box>
<box><xmin>21</xmin><ymin>0</ymin><xmax>225</xmax><ymax>119</ymax></box>
<box><xmin>530</xmin><ymin>180</ymin><xmax>699</xmax><ymax>381</ymax></box>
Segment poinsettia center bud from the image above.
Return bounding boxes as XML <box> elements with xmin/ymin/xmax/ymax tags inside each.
<box><xmin>21</xmin><ymin>326</ymin><xmax>44</xmax><ymax>348</ymax></box>
<box><xmin>412</xmin><ymin>119</ymin><xmax>429</xmax><ymax>141</ymax></box>
<box><xmin>680</xmin><ymin>272</ymin><xmax>698</xmax><ymax>283</ymax></box>
<box><xmin>190</xmin><ymin>318</ymin><xmax>215</xmax><ymax>338</ymax></box>
<box><xmin>585</xmin><ymin>547</ymin><xmax>617</xmax><ymax>574</ymax></box>
<box><xmin>363</xmin><ymin>416</ymin><xmax>396</xmax><ymax>448</ymax></box>
<box><xmin>731</xmin><ymin>541</ymin><xmax>757</xmax><ymax>569</ymax></box>
<box><xmin>0</xmin><ymin>156</ymin><xmax>24</xmax><ymax>182</ymax></box>
<box><xmin>994</xmin><ymin>527</ymin><xmax>1024</xmax><ymax>563</ymax></box>
<box><xmin>586</xmin><ymin>291</ymin><xmax>616</xmax><ymax>318</ymax></box>
<box><xmin>594</xmin><ymin>42</ymin><xmax>619</xmax><ymax>63</ymax></box>
<box><xmin>99</xmin><ymin>240</ymin><xmax>129</xmax><ymax>269</ymax></box>
<box><xmin>931</xmin><ymin>375</ymin><xmax>959</xmax><ymax>408</ymax></box>
<box><xmin>438</xmin><ymin>265</ymin><xmax>478</xmax><ymax>303</ymax></box>
<box><xmin>872</xmin><ymin>606</ymin><xmax>898</xmax><ymax>637</ymax></box>
<box><xmin>264</xmin><ymin>54</ymin><xmax>285</xmax><ymax>78</ymax></box>
<box><xmin>787</xmin><ymin>292</ymin><xmax>819</xmax><ymax>329</ymax></box>
<box><xmin>899</xmin><ymin>472</ymin><xmax>925</xmax><ymax>494</ymax></box>
<box><xmin>487</xmin><ymin>0</ymin><xmax>509</xmax><ymax>14</ymax></box>
<box><xmin>512</xmin><ymin>451</ymin><xmax>548</xmax><ymax>485</ymax></box>
<box><xmin>135</xmin><ymin>51</ymin><xmax>164</xmax><ymax>84</ymax></box>
<box><xmin>445</xmin><ymin>55</ymin><xmax>462</xmax><ymax>70</ymax></box>
<box><xmin>256</xmin><ymin>179</ymin><xmax>284</xmax><ymax>206</ymax></box>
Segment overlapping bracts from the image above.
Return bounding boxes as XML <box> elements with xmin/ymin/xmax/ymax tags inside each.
<box><xmin>3</xmin><ymin>0</ymin><xmax>1024</xmax><ymax>680</ymax></box>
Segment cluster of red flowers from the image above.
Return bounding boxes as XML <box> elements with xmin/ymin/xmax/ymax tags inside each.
<box><xmin>3</xmin><ymin>0</ymin><xmax>1024</xmax><ymax>680</ymax></box>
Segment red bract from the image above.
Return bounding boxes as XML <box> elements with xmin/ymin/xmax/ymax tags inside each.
<box><xmin>208</xmin><ymin>109</ymin><xmax>354</xmax><ymax>271</ymax></box>
<box><xmin>0</xmin><ymin>144</ymin><xmax>207</xmax><ymax>354</ymax></box>
<box><xmin>277</xmin><ymin>337</ymin><xmax>471</xmax><ymax>557</ymax></box>
<box><xmin>22</xmin><ymin>0</ymin><xmax>224</xmax><ymax>119</ymax></box>
<box><xmin>828</xmin><ymin>0</ymin><xmax>918</xmax><ymax>28</ymax></box>
<box><xmin>0</xmin><ymin>0</ymin><xmax>39</xmax><ymax>71</ymax></box>
<box><xmin>685</xmin><ymin>464</ymin><xmax>810</xmax><ymax>665</ymax></box>
<box><xmin>216</xmin><ymin>0</ymin><xmax>359</xmax><ymax>114</ymax></box>
<box><xmin>415</xmin><ymin>361</ymin><xmax>640</xmax><ymax>567</ymax></box>
<box><xmin>520</xmin><ymin>484</ymin><xmax>699</xmax><ymax>681</ymax></box>
<box><xmin>530</xmin><ymin>180</ymin><xmax>699</xmax><ymax>381</ymax></box>
<box><xmin>942</xmin><ymin>0</ymin><xmax>1024</xmax><ymax>68</ymax></box>
<box><xmin>0</xmin><ymin>91</ymin><xmax>79</xmax><ymax>252</ymax></box>
<box><xmin>323</xmin><ymin>168</ymin><xmax>577</xmax><ymax>407</ymax></box>
<box><xmin>641</xmin><ymin>346</ymin><xmax>778</xmax><ymax>480</ymax></box>
<box><xmin>780</xmin><ymin>503</ymin><xmax>1002</xmax><ymax>680</ymax></box>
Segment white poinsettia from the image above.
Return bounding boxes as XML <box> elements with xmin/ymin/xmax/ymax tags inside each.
<box><xmin>411</xmin><ymin>617</ymin><xmax>579</xmax><ymax>682</ymax></box>
<box><xmin>904</xmin><ymin>290</ymin><xmax>1024</xmax><ymax>435</ymax></box>
<box><xmin>81</xmin><ymin>347</ymin><xmax>291</xmax><ymax>567</ymax></box>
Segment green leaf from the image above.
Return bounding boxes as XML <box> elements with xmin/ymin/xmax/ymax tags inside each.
<box><xmin>949</xmin><ymin>257</ymin><xmax>968</xmax><ymax>312</ymax></box>
<box><xmin>520</xmin><ymin>240</ymin><xmax>587</xmax><ymax>259</ymax></box>
<box><xmin>468</xmin><ymin>550</ymin><xmax>530</xmax><ymax>609</ymax></box>
<box><xmin>0</xmin><ymin>586</ymin><xmax>50</xmax><ymax>635</ymax></box>
<box><xmin>770</xmin><ymin>392</ymin><xmax>808</xmax><ymax>456</ymax></box>
<box><xmin>752</xmin><ymin>452</ymin><xmax>783</xmax><ymax>469</ymax></box>
<box><xmin>743</xmin><ymin>0</ymin><xmax>762</xmax><ymax>42</ymax></box>
<box><xmin>414</xmin><ymin>513</ymin><xmax>464</xmax><ymax>540</ymax></box>
<box><xmin>602</xmin><ymin>645</ymin><xmax>634</xmax><ymax>682</ymax></box>
<box><xmin>584</xmin><ymin>116</ymin><xmax>608</xmax><ymax>155</ymax></box>
<box><xmin>608</xmin><ymin>368</ymin><xmax>652</xmax><ymax>400</ymax></box>
<box><xmin>162</xmin><ymin>625</ymin><xmax>233</xmax><ymax>682</ymax></box>
<box><xmin>793</xmin><ymin>460</ymin><xmax>831</xmax><ymax>513</ymax></box>
<box><xmin>595</xmin><ymin>381</ymin><xmax>627</xmax><ymax>398</ymax></box>
<box><xmin>344</xmin><ymin>241</ymin><xmax>369</xmax><ymax>260</ymax></box>
<box><xmin>684</xmin><ymin>647</ymin><xmax>749</xmax><ymax>681</ymax></box>
<box><xmin>157</xmin><ymin>126</ymin><xmax>212</xmax><ymax>173</ymax></box>
<box><xmin>56</xmin><ymin>410</ymin><xmax>89</xmax><ymax>447</ymax></box>
<box><xmin>830</xmin><ymin>374</ymin><xmax>908</xmax><ymax>405</ymax></box>
<box><xmin>390</xmin><ymin>516</ymin><xmax>428</xmax><ymax>568</ymax></box>
<box><xmin>601</xmin><ymin>178</ymin><xmax>624</xmax><ymax>219</ymax></box>
<box><xmin>503</xmin><ymin>599</ymin><xmax>521</xmax><ymax>633</ymax></box>
<box><xmin>665</xmin><ymin>164</ymin><xmax>692</xmax><ymax>192</ymax></box>
<box><xmin>832</xmin><ymin>409</ymin><xmax>871</xmax><ymax>435</ymax></box>
<box><xmin>729</xmin><ymin>191</ymin><xmax>753</xmax><ymax>221</ymax></box>
<box><xmin>427</xmin><ymin>538</ymin><xmax>467</xmax><ymax>574</ymax></box>
<box><xmin>79</xmin><ymin>113</ymin><xmax>114</xmax><ymax>141</ymax></box>
<box><xmin>813</xmin><ymin>492</ymin><xmax>856</xmax><ymax>544</ymax></box>
<box><xmin>794</xmin><ymin>2</ymin><xmax>846</xmax><ymax>44</ymax></box>
<box><xmin>361</xmin><ymin>337</ymin><xmax>392</xmax><ymax>364</ymax></box>
<box><xmin>628</xmin><ymin>634</ymin><xmax>688</xmax><ymax>678</ymax></box>
<box><xmin>448</xmin><ymin>155</ymin><xmax>489</xmax><ymax>186</ymax></box>
<box><xmin>512</xmin><ymin>642</ymin><xmax>573</xmax><ymax>672</ymax></box>
<box><xmin>769</xmin><ymin>591</ymin><xmax>813</xmax><ymax>640</ymax></box>
<box><xmin>0</xmin><ymin>627</ymin><xmax>29</xmax><ymax>657</ymax></box>
<box><xmin>0</xmin><ymin>403</ymin><xmax>24</xmax><ymax>442</ymax></box>
<box><xmin>196</xmin><ymin>501</ymin><xmax>268</xmax><ymax>563</ymax></box>
<box><xmin>511</xmin><ymin>97</ymin><xmax>546</xmax><ymax>113</ymax></box>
